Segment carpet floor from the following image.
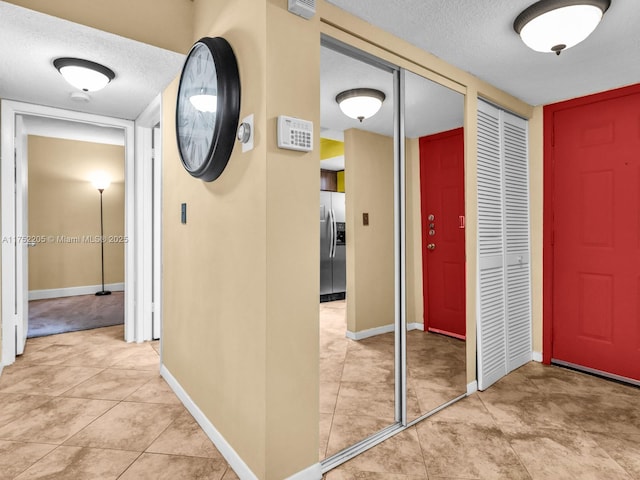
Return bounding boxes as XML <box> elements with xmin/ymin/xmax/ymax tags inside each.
<box><xmin>28</xmin><ymin>292</ymin><xmax>124</xmax><ymax>338</ymax></box>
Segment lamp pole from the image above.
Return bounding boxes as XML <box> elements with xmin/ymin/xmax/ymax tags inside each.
<box><xmin>96</xmin><ymin>186</ymin><xmax>111</xmax><ymax>296</ymax></box>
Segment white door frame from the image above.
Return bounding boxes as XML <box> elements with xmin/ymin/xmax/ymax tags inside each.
<box><xmin>1</xmin><ymin>100</ymin><xmax>136</xmax><ymax>366</ymax></box>
<box><xmin>134</xmin><ymin>95</ymin><xmax>162</xmax><ymax>342</ymax></box>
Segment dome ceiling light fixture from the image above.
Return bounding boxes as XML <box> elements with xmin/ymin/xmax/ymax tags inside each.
<box><xmin>336</xmin><ymin>88</ymin><xmax>386</xmax><ymax>123</ymax></box>
<box><xmin>53</xmin><ymin>57</ymin><xmax>116</xmax><ymax>92</ymax></box>
<box><xmin>513</xmin><ymin>0</ymin><xmax>611</xmax><ymax>56</ymax></box>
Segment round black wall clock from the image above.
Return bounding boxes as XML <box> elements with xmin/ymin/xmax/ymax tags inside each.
<box><xmin>176</xmin><ymin>37</ymin><xmax>240</xmax><ymax>182</ymax></box>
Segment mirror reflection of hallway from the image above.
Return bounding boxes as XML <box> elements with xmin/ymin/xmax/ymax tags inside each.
<box><xmin>27</xmin><ymin>128</ymin><xmax>125</xmax><ymax>338</ymax></box>
<box><xmin>319</xmin><ymin>43</ymin><xmax>470</xmax><ymax>464</ymax></box>
<box><xmin>319</xmin><ymin>43</ymin><xmax>397</xmax><ymax>459</ymax></box>
<box><xmin>405</xmin><ymin>69</ymin><xmax>467</xmax><ymax>421</ymax></box>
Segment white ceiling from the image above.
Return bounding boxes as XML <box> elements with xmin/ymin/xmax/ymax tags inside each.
<box><xmin>327</xmin><ymin>0</ymin><xmax>640</xmax><ymax>106</ymax></box>
<box><xmin>23</xmin><ymin>117</ymin><xmax>124</xmax><ymax>146</ymax></box>
<box><xmin>0</xmin><ymin>1</ymin><xmax>185</xmax><ymax>121</ymax></box>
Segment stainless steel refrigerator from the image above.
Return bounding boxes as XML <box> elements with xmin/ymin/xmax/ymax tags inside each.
<box><xmin>320</xmin><ymin>191</ymin><xmax>346</xmax><ymax>301</ymax></box>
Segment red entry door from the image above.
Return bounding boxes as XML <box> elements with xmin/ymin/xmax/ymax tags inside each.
<box><xmin>419</xmin><ymin>128</ymin><xmax>465</xmax><ymax>339</ymax></box>
<box><xmin>552</xmin><ymin>92</ymin><xmax>640</xmax><ymax>381</ymax></box>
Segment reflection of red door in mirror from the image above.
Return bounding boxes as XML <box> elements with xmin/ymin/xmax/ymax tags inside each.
<box><xmin>419</xmin><ymin>128</ymin><xmax>465</xmax><ymax>339</ymax></box>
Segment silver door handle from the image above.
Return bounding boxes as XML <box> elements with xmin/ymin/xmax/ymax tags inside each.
<box><xmin>427</xmin><ymin>243</ymin><xmax>436</xmax><ymax>251</ymax></box>
<box><xmin>331</xmin><ymin>209</ymin><xmax>337</xmax><ymax>258</ymax></box>
<box><xmin>328</xmin><ymin>209</ymin><xmax>335</xmax><ymax>258</ymax></box>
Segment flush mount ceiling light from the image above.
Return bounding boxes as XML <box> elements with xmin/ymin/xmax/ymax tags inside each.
<box><xmin>336</xmin><ymin>88</ymin><xmax>385</xmax><ymax>123</ymax></box>
<box><xmin>514</xmin><ymin>0</ymin><xmax>610</xmax><ymax>55</ymax></box>
<box><xmin>53</xmin><ymin>57</ymin><xmax>116</xmax><ymax>92</ymax></box>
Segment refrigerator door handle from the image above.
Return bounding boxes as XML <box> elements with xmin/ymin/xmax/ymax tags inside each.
<box><xmin>329</xmin><ymin>208</ymin><xmax>335</xmax><ymax>258</ymax></box>
<box><xmin>331</xmin><ymin>209</ymin><xmax>337</xmax><ymax>258</ymax></box>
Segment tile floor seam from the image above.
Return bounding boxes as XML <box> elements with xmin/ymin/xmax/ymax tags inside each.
<box><xmin>322</xmin><ymin>332</ymin><xmax>350</xmax><ymax>461</ymax></box>
<box><xmin>8</xmin><ymin>442</ymin><xmax>62</xmax><ymax>479</ymax></box>
<box><xmin>58</xmin><ymin>398</ymin><xmax>125</xmax><ymax>448</ymax></box>
<box><xmin>114</xmin><ymin>449</ymin><xmax>146</xmax><ymax>479</ymax></box>
<box><xmin>583</xmin><ymin>432</ymin><xmax>638</xmax><ymax>480</ymax></box>
<box><xmin>412</xmin><ymin>424</ymin><xmax>432</xmax><ymax>479</ymax></box>
<box><xmin>122</xmin><ymin>374</ymin><xmax>158</xmax><ymax>401</ymax></box>
<box><xmin>142</xmin><ymin>414</ymin><xmax>184</xmax><ymax>456</ymax></box>
<box><xmin>55</xmin><ymin>367</ymin><xmax>109</xmax><ymax>397</ymax></box>
<box><xmin>497</xmin><ymin>431</ymin><xmax>535</xmax><ymax>480</ymax></box>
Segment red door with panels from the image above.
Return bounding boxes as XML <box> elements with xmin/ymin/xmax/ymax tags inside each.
<box><xmin>547</xmin><ymin>86</ymin><xmax>640</xmax><ymax>381</ymax></box>
<box><xmin>419</xmin><ymin>128</ymin><xmax>466</xmax><ymax>339</ymax></box>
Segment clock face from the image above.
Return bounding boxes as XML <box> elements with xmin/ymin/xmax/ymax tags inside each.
<box><xmin>176</xmin><ymin>37</ymin><xmax>240</xmax><ymax>182</ymax></box>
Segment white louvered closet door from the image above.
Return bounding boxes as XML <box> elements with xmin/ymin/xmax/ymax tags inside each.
<box><xmin>477</xmin><ymin>100</ymin><xmax>531</xmax><ymax>390</ymax></box>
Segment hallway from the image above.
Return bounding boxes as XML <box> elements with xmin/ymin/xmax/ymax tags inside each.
<box><xmin>0</xmin><ymin>325</ymin><xmax>239</xmax><ymax>479</ymax></box>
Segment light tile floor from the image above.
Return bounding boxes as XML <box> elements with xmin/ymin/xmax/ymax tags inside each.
<box><xmin>325</xmin><ymin>350</ymin><xmax>640</xmax><ymax>479</ymax></box>
<box><xmin>320</xmin><ymin>301</ymin><xmax>467</xmax><ymax>459</ymax></box>
<box><xmin>0</xmin><ymin>325</ymin><xmax>239</xmax><ymax>480</ymax></box>
<box><xmin>2</xmin><ymin>315</ymin><xmax>639</xmax><ymax>479</ymax></box>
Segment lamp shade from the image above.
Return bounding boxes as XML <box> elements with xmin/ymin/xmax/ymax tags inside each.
<box><xmin>336</xmin><ymin>88</ymin><xmax>385</xmax><ymax>122</ymax></box>
<box><xmin>514</xmin><ymin>0</ymin><xmax>610</xmax><ymax>55</ymax></box>
<box><xmin>54</xmin><ymin>58</ymin><xmax>115</xmax><ymax>92</ymax></box>
<box><xmin>91</xmin><ymin>171</ymin><xmax>111</xmax><ymax>191</ymax></box>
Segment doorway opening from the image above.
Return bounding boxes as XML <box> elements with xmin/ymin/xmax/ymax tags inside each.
<box><xmin>26</xmin><ymin>123</ymin><xmax>126</xmax><ymax>338</ymax></box>
<box><xmin>1</xmin><ymin>99</ymin><xmax>161</xmax><ymax>366</ymax></box>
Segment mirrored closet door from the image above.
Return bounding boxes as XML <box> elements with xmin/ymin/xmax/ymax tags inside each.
<box><xmin>318</xmin><ymin>40</ymin><xmax>399</xmax><ymax>462</ymax></box>
<box><xmin>404</xmin><ymin>70</ymin><xmax>467</xmax><ymax>422</ymax></box>
<box><xmin>319</xmin><ymin>37</ymin><xmax>469</xmax><ymax>471</ymax></box>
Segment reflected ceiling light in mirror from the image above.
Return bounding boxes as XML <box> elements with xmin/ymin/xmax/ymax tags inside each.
<box><xmin>336</xmin><ymin>88</ymin><xmax>385</xmax><ymax>122</ymax></box>
<box><xmin>54</xmin><ymin>57</ymin><xmax>115</xmax><ymax>92</ymax></box>
<box><xmin>513</xmin><ymin>0</ymin><xmax>610</xmax><ymax>55</ymax></box>
<box><xmin>189</xmin><ymin>93</ymin><xmax>217</xmax><ymax>113</ymax></box>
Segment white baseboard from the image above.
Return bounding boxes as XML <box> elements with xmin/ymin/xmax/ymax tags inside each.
<box><xmin>466</xmin><ymin>381</ymin><xmax>478</xmax><ymax>395</ymax></box>
<box><xmin>346</xmin><ymin>322</ymin><xmax>425</xmax><ymax>340</ymax></box>
<box><xmin>29</xmin><ymin>283</ymin><xmax>125</xmax><ymax>301</ymax></box>
<box><xmin>160</xmin><ymin>365</ymin><xmax>258</xmax><ymax>480</ymax></box>
<box><xmin>346</xmin><ymin>324</ymin><xmax>394</xmax><ymax>340</ymax></box>
<box><xmin>161</xmin><ymin>364</ymin><xmax>322</xmax><ymax>480</ymax></box>
<box><xmin>285</xmin><ymin>463</ymin><xmax>322</xmax><ymax>480</ymax></box>
<box><xmin>532</xmin><ymin>351</ymin><xmax>543</xmax><ymax>362</ymax></box>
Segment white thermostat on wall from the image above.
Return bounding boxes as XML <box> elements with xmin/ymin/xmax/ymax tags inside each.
<box><xmin>277</xmin><ymin>115</ymin><xmax>313</xmax><ymax>152</ymax></box>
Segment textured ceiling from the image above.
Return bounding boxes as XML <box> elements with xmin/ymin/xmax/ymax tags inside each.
<box><xmin>0</xmin><ymin>1</ymin><xmax>185</xmax><ymax>121</ymax></box>
<box><xmin>327</xmin><ymin>0</ymin><xmax>640</xmax><ymax>106</ymax></box>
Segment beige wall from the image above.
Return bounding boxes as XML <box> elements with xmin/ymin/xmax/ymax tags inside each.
<box><xmin>28</xmin><ymin>136</ymin><xmax>125</xmax><ymax>291</ymax></box>
<box><xmin>344</xmin><ymin>129</ymin><xmax>395</xmax><ymax>333</ymax></box>
<box><xmin>161</xmin><ymin>1</ymin><xmax>319</xmax><ymax>478</ymax></box>
<box><xmin>264</xmin><ymin>3</ymin><xmax>320</xmax><ymax>477</ymax></box>
<box><xmin>406</xmin><ymin>138</ymin><xmax>424</xmax><ymax>325</ymax></box>
<box><xmin>4</xmin><ymin>0</ymin><xmax>194</xmax><ymax>53</ymax></box>
<box><xmin>530</xmin><ymin>106</ymin><xmax>544</xmax><ymax>354</ymax></box>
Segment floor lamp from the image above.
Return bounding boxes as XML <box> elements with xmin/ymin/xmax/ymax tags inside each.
<box><xmin>92</xmin><ymin>172</ymin><xmax>111</xmax><ymax>296</ymax></box>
